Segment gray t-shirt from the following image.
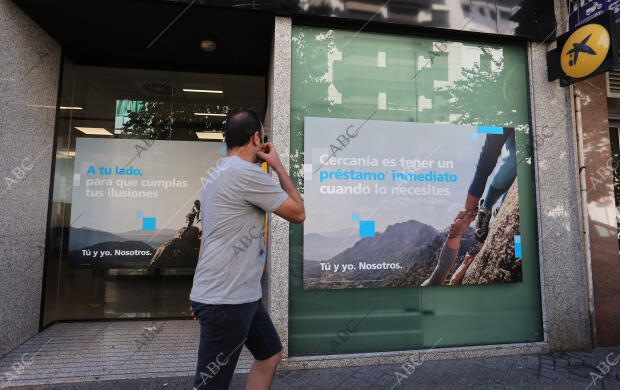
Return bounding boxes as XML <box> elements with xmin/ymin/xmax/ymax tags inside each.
<box><xmin>190</xmin><ymin>156</ymin><xmax>288</xmax><ymax>304</ymax></box>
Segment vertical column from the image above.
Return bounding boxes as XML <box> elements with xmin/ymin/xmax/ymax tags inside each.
<box><xmin>267</xmin><ymin>16</ymin><xmax>292</xmax><ymax>357</ymax></box>
<box><xmin>0</xmin><ymin>0</ymin><xmax>60</xmax><ymax>357</ymax></box>
<box><xmin>575</xmin><ymin>74</ymin><xmax>620</xmax><ymax>347</ymax></box>
<box><xmin>526</xmin><ymin>0</ymin><xmax>592</xmax><ymax>351</ymax></box>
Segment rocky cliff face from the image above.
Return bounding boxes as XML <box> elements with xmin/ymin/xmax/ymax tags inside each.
<box><xmin>462</xmin><ymin>180</ymin><xmax>522</xmax><ymax>284</ymax></box>
<box><xmin>383</xmin><ymin>227</ymin><xmax>479</xmax><ymax>287</ymax></box>
<box><xmin>149</xmin><ymin>226</ymin><xmax>201</xmax><ymax>268</ymax></box>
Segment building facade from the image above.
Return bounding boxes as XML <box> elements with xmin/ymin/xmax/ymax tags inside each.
<box><xmin>0</xmin><ymin>0</ymin><xmax>618</xmax><ymax>368</ymax></box>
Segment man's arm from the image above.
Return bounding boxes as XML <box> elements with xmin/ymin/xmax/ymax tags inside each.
<box><xmin>467</xmin><ymin>130</ymin><xmax>513</xmax><ymax>199</ymax></box>
<box><xmin>257</xmin><ymin>142</ymin><xmax>305</xmax><ymax>224</ymax></box>
<box><xmin>272</xmin><ymin>167</ymin><xmax>305</xmax><ymax>224</ymax></box>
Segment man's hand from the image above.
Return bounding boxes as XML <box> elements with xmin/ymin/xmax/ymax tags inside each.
<box><xmin>257</xmin><ymin>142</ymin><xmax>284</xmax><ymax>172</ymax></box>
<box><xmin>189</xmin><ymin>305</ymin><xmax>197</xmax><ymax>320</ymax></box>
<box><xmin>448</xmin><ymin>209</ymin><xmax>476</xmax><ymax>239</ymax></box>
<box><xmin>448</xmin><ymin>215</ymin><xmax>471</xmax><ymax>238</ymax></box>
<box><xmin>455</xmin><ymin>208</ymin><xmax>477</xmax><ymax>222</ymax></box>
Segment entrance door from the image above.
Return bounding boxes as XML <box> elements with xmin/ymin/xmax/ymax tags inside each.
<box><xmin>39</xmin><ymin>1</ymin><xmax>274</xmax><ymax>326</ymax></box>
<box><xmin>43</xmin><ymin>63</ymin><xmax>268</xmax><ymax>324</ymax></box>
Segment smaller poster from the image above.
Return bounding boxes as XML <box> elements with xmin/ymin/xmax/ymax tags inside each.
<box><xmin>67</xmin><ymin>138</ymin><xmax>223</xmax><ymax>269</ymax></box>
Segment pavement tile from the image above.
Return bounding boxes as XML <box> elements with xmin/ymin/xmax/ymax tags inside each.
<box><xmin>1</xmin><ymin>321</ymin><xmax>619</xmax><ymax>389</ymax></box>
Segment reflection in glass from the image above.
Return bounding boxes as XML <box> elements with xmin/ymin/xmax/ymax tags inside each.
<box><xmin>289</xmin><ymin>26</ymin><xmax>541</xmax><ymax>356</ymax></box>
<box><xmin>43</xmin><ymin>60</ymin><xmax>265</xmax><ymax>325</ymax></box>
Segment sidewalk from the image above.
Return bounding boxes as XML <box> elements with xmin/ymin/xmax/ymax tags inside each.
<box><xmin>7</xmin><ymin>347</ymin><xmax>620</xmax><ymax>390</ymax></box>
<box><xmin>1</xmin><ymin>320</ymin><xmax>618</xmax><ymax>389</ymax></box>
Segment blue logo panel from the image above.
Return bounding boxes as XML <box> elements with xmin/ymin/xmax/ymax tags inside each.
<box><xmin>477</xmin><ymin>126</ymin><xmax>504</xmax><ymax>134</ymax></box>
<box><xmin>514</xmin><ymin>235</ymin><xmax>522</xmax><ymax>258</ymax></box>
<box><xmin>359</xmin><ymin>221</ymin><xmax>375</xmax><ymax>238</ymax></box>
<box><xmin>142</xmin><ymin>217</ymin><xmax>156</xmax><ymax>231</ymax></box>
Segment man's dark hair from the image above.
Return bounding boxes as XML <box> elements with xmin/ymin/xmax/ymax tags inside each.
<box><xmin>224</xmin><ymin>109</ymin><xmax>262</xmax><ymax>149</ymax></box>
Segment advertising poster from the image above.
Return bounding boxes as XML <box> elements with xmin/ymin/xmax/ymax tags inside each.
<box><xmin>67</xmin><ymin>138</ymin><xmax>224</xmax><ymax>269</ymax></box>
<box><xmin>303</xmin><ymin>117</ymin><xmax>523</xmax><ymax>289</ymax></box>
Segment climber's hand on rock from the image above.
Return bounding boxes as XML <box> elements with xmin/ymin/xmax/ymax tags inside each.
<box><xmin>449</xmin><ymin>252</ymin><xmax>475</xmax><ymax>285</ymax></box>
<box><xmin>463</xmin><ymin>252</ymin><xmax>474</xmax><ymax>266</ymax></box>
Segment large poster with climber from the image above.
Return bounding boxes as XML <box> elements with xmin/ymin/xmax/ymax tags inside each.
<box><xmin>67</xmin><ymin>138</ymin><xmax>224</xmax><ymax>269</ymax></box>
<box><xmin>303</xmin><ymin>117</ymin><xmax>523</xmax><ymax>289</ymax></box>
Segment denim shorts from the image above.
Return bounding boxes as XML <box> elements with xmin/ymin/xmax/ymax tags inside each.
<box><xmin>190</xmin><ymin>299</ymin><xmax>282</xmax><ymax>389</ymax></box>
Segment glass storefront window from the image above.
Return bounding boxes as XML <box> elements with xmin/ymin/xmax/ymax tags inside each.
<box><xmin>43</xmin><ymin>60</ymin><xmax>266</xmax><ymax>325</ymax></box>
<box><xmin>289</xmin><ymin>26</ymin><xmax>541</xmax><ymax>355</ymax></box>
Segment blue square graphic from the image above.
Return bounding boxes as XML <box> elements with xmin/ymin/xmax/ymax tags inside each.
<box><xmin>514</xmin><ymin>235</ymin><xmax>522</xmax><ymax>258</ymax></box>
<box><xmin>359</xmin><ymin>220</ymin><xmax>375</xmax><ymax>237</ymax></box>
<box><xmin>352</xmin><ymin>212</ymin><xmax>360</xmax><ymax>221</ymax></box>
<box><xmin>142</xmin><ymin>217</ymin><xmax>156</xmax><ymax>231</ymax></box>
<box><xmin>136</xmin><ymin>211</ymin><xmax>144</xmax><ymax>218</ymax></box>
<box><xmin>477</xmin><ymin>125</ymin><xmax>504</xmax><ymax>134</ymax></box>
<box><xmin>470</xmin><ymin>132</ymin><xmax>478</xmax><ymax>141</ymax></box>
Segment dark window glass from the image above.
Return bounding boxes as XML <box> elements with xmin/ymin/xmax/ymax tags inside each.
<box><xmin>43</xmin><ymin>60</ymin><xmax>266</xmax><ymax>324</ymax></box>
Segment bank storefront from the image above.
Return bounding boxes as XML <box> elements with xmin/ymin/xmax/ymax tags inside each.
<box><xmin>287</xmin><ymin>26</ymin><xmax>540</xmax><ymax>355</ymax></box>
<box><xmin>1</xmin><ymin>0</ymin><xmax>597</xmax><ymax>372</ymax></box>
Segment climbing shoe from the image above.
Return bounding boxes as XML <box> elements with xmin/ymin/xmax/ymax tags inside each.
<box><xmin>474</xmin><ymin>199</ymin><xmax>492</xmax><ymax>243</ymax></box>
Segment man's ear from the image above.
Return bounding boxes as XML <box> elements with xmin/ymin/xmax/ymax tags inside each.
<box><xmin>252</xmin><ymin>131</ymin><xmax>261</xmax><ymax>146</ymax></box>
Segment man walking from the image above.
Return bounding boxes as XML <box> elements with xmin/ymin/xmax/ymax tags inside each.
<box><xmin>189</xmin><ymin>109</ymin><xmax>305</xmax><ymax>390</ymax></box>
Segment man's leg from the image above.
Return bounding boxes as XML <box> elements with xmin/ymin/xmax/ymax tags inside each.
<box><xmin>190</xmin><ymin>301</ymin><xmax>246</xmax><ymax>390</ymax></box>
<box><xmin>244</xmin><ymin>301</ymin><xmax>283</xmax><ymax>390</ymax></box>
<box><xmin>246</xmin><ymin>350</ymin><xmax>283</xmax><ymax>390</ymax></box>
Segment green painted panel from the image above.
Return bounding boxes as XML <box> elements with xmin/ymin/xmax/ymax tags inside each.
<box><xmin>289</xmin><ymin>26</ymin><xmax>542</xmax><ymax>356</ymax></box>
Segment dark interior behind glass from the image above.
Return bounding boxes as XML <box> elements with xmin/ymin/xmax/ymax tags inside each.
<box><xmin>43</xmin><ymin>62</ymin><xmax>266</xmax><ymax>325</ymax></box>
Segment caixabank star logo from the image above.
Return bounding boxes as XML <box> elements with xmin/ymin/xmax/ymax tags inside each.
<box><xmin>560</xmin><ymin>23</ymin><xmax>610</xmax><ymax>78</ymax></box>
<box><xmin>547</xmin><ymin>11</ymin><xmax>618</xmax><ymax>86</ymax></box>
